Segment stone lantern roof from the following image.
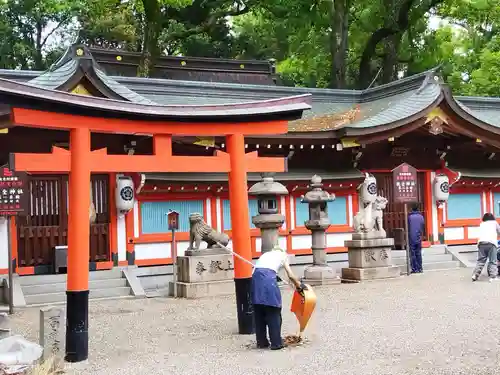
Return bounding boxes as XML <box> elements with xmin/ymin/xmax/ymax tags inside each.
<box><xmin>248</xmin><ymin>174</ymin><xmax>288</xmax><ymax>196</ymax></box>
<box><xmin>301</xmin><ymin>175</ymin><xmax>335</xmax><ymax>203</ymax></box>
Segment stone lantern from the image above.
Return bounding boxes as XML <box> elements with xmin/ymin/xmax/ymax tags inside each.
<box><xmin>248</xmin><ymin>174</ymin><xmax>288</xmax><ymax>253</ymax></box>
<box><xmin>301</xmin><ymin>175</ymin><xmax>337</xmax><ymax>284</ymax></box>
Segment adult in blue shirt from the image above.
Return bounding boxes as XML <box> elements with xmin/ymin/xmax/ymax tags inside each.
<box><xmin>408</xmin><ymin>204</ymin><xmax>425</xmax><ymax>273</ymax></box>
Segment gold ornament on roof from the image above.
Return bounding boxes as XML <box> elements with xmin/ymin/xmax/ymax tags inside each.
<box><xmin>76</xmin><ymin>48</ymin><xmax>84</xmax><ymax>56</ymax></box>
<box><xmin>116</xmin><ymin>55</ymin><xmax>122</xmax><ymax>61</ymax></box>
<box><xmin>425</xmin><ymin>108</ymin><xmax>447</xmax><ymax>136</ymax></box>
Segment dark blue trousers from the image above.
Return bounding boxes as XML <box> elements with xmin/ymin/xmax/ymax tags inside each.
<box><xmin>254</xmin><ymin>304</ymin><xmax>283</xmax><ymax>349</ymax></box>
<box><xmin>410</xmin><ymin>242</ymin><xmax>423</xmax><ymax>273</ymax></box>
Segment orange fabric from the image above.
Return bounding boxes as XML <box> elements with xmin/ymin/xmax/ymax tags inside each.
<box><xmin>290</xmin><ymin>284</ymin><xmax>317</xmax><ymax>334</ymax></box>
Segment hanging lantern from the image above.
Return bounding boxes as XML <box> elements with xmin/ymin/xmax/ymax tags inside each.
<box><xmin>359</xmin><ymin>173</ymin><xmax>378</xmax><ymax>205</ymax></box>
<box><xmin>433</xmin><ymin>174</ymin><xmax>449</xmax><ymax>208</ymax></box>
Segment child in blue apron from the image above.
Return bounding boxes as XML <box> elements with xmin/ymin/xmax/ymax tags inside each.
<box><xmin>251</xmin><ymin>246</ymin><xmax>304</xmax><ymax>350</ymax></box>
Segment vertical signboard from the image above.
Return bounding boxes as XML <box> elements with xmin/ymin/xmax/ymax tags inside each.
<box><xmin>392</xmin><ymin>163</ymin><xmax>418</xmax><ymax>203</ymax></box>
<box><xmin>392</xmin><ymin>163</ymin><xmax>418</xmax><ymax>277</ymax></box>
<box><xmin>0</xmin><ymin>167</ymin><xmax>28</xmax><ymax>216</ymax></box>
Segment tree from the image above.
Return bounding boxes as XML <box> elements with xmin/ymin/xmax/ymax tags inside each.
<box><xmin>0</xmin><ymin>0</ymin><xmax>79</xmax><ymax>70</ymax></box>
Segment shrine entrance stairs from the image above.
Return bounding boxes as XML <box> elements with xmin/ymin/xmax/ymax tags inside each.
<box><xmin>18</xmin><ymin>269</ymin><xmax>134</xmax><ymax>306</ymax></box>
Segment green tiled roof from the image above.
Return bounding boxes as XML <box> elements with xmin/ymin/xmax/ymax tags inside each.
<box><xmin>26</xmin><ymin>45</ymin><xmax>155</xmax><ymax>105</ymax></box>
<box><xmin>2</xmin><ymin>50</ymin><xmax>500</xmax><ymax>134</ymax></box>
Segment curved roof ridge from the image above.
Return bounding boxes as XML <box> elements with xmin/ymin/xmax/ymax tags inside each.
<box><xmin>25</xmin><ymin>44</ymin><xmax>156</xmax><ymax>105</ymax></box>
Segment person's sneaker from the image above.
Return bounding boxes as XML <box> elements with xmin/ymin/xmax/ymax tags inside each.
<box><xmin>472</xmin><ymin>275</ymin><xmax>478</xmax><ymax>282</ymax></box>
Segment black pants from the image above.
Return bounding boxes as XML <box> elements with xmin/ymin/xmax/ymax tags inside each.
<box><xmin>254</xmin><ymin>304</ymin><xmax>282</xmax><ymax>349</ymax></box>
<box><xmin>410</xmin><ymin>242</ymin><xmax>422</xmax><ymax>273</ymax></box>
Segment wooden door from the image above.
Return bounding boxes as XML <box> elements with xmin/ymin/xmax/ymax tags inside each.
<box><xmin>17</xmin><ymin>174</ymin><xmax>110</xmax><ymax>268</ymax></box>
<box><xmin>373</xmin><ymin>172</ymin><xmax>428</xmax><ymax>240</ymax></box>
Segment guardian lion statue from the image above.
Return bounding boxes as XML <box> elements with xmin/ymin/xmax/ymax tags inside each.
<box><xmin>353</xmin><ymin>195</ymin><xmax>388</xmax><ymax>238</ymax></box>
<box><xmin>188</xmin><ymin>212</ymin><xmax>230</xmax><ymax>250</ymax></box>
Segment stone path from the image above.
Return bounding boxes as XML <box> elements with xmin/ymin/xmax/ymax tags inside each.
<box><xmin>7</xmin><ymin>268</ymin><xmax>500</xmax><ymax>375</ymax></box>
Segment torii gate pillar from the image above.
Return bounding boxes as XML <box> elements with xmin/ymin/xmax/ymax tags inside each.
<box><xmin>227</xmin><ymin>134</ymin><xmax>254</xmax><ymax>334</ymax></box>
<box><xmin>66</xmin><ymin>127</ymin><xmax>91</xmax><ymax>362</ymax></box>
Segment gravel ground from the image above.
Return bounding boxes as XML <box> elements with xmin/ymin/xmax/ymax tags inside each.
<box><xmin>7</xmin><ymin>268</ymin><xmax>500</xmax><ymax>375</ymax></box>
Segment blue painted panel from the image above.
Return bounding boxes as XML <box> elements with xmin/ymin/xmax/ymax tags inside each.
<box><xmin>223</xmin><ymin>199</ymin><xmax>259</xmax><ymax>230</ymax></box>
<box><xmin>295</xmin><ymin>197</ymin><xmax>348</xmax><ymax>226</ymax></box>
<box><xmin>494</xmin><ymin>193</ymin><xmax>500</xmax><ymax>217</ymax></box>
<box><xmin>295</xmin><ymin>198</ymin><xmax>309</xmax><ymax>227</ymax></box>
<box><xmin>328</xmin><ymin>196</ymin><xmax>348</xmax><ymax>225</ymax></box>
<box><xmin>447</xmin><ymin>193</ymin><xmax>481</xmax><ymax>220</ymax></box>
<box><xmin>141</xmin><ymin>200</ymin><xmax>204</xmax><ymax>234</ymax></box>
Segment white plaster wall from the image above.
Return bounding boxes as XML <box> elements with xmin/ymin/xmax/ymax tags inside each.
<box><xmin>482</xmin><ymin>192</ymin><xmax>487</xmax><ymax>214</ymax></box>
<box><xmin>326</xmin><ymin>233</ymin><xmax>352</xmax><ymax>247</ymax></box>
<box><xmin>117</xmin><ymin>214</ymin><xmax>127</xmax><ymax>262</ymax></box>
<box><xmin>216</xmin><ymin>197</ymin><xmax>222</xmax><ymax>232</ymax></box>
<box><xmin>0</xmin><ymin>219</ymin><xmax>9</xmax><ymax>269</ymax></box>
<box><xmin>467</xmin><ymin>226</ymin><xmax>480</xmax><ymax>239</ymax></box>
<box><xmin>430</xmin><ymin>172</ymin><xmax>439</xmax><ymax>242</ymax></box>
<box><xmin>291</xmin><ymin>235</ymin><xmax>311</xmax><ymax>250</ymax></box>
<box><xmin>280</xmin><ymin>197</ymin><xmax>286</xmax><ymax>229</ymax></box>
<box><xmin>290</xmin><ymin>196</ymin><xmax>295</xmax><ymax>230</ymax></box>
<box><xmin>444</xmin><ymin>227</ymin><xmax>464</xmax><ymax>241</ymax></box>
<box><xmin>133</xmin><ymin>200</ymin><xmax>139</xmax><ymax>238</ymax></box>
<box><xmin>348</xmin><ymin>195</ymin><xmax>354</xmax><ymax>227</ymax></box>
<box><xmin>134</xmin><ymin>240</ymin><xmax>191</xmax><ymax>260</ymax></box>
<box><xmin>205</xmin><ymin>198</ymin><xmax>212</xmax><ymax>227</ymax></box>
<box><xmin>254</xmin><ymin>236</ymin><xmax>287</xmax><ymax>253</ymax></box>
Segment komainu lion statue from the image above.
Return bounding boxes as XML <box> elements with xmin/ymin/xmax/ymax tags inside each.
<box><xmin>353</xmin><ymin>195</ymin><xmax>388</xmax><ymax>237</ymax></box>
<box><xmin>188</xmin><ymin>212</ymin><xmax>230</xmax><ymax>250</ymax></box>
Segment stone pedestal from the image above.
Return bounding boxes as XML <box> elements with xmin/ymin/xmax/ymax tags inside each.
<box><xmin>252</xmin><ymin>214</ymin><xmax>284</xmax><ymax>254</ymax></box>
<box><xmin>341</xmin><ymin>237</ymin><xmax>400</xmax><ymax>283</ymax></box>
<box><xmin>170</xmin><ymin>253</ymin><xmax>235</xmax><ymax>298</ymax></box>
<box><xmin>302</xmin><ymin>224</ymin><xmax>339</xmax><ymax>285</ymax></box>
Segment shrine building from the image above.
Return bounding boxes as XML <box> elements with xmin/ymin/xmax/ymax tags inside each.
<box><xmin>0</xmin><ymin>44</ymin><xmax>499</xmax><ymax>298</ymax></box>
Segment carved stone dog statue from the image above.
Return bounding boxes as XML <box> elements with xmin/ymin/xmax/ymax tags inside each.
<box><xmin>188</xmin><ymin>212</ymin><xmax>230</xmax><ymax>250</ymax></box>
<box><xmin>353</xmin><ymin>195</ymin><xmax>388</xmax><ymax>238</ymax></box>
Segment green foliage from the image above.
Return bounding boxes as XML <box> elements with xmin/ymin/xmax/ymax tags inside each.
<box><xmin>1</xmin><ymin>0</ymin><xmax>500</xmax><ymax>95</ymax></box>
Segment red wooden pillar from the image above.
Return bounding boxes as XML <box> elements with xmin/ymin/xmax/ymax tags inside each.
<box><xmin>226</xmin><ymin>133</ymin><xmax>254</xmax><ymax>334</ymax></box>
<box><xmin>65</xmin><ymin>127</ymin><xmax>91</xmax><ymax>362</ymax></box>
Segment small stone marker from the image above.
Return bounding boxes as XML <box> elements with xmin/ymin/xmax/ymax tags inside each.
<box><xmin>39</xmin><ymin>306</ymin><xmax>65</xmax><ymax>361</ymax></box>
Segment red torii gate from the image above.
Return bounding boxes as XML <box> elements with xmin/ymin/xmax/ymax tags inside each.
<box><xmin>0</xmin><ymin>78</ymin><xmax>311</xmax><ymax>362</ymax></box>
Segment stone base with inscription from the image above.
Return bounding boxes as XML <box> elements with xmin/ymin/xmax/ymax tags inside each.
<box><xmin>169</xmin><ymin>254</ymin><xmax>234</xmax><ymax>298</ymax></box>
<box><xmin>341</xmin><ymin>237</ymin><xmax>400</xmax><ymax>283</ymax></box>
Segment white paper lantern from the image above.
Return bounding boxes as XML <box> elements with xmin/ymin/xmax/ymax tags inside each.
<box><xmin>359</xmin><ymin>174</ymin><xmax>378</xmax><ymax>204</ymax></box>
<box><xmin>433</xmin><ymin>174</ymin><xmax>449</xmax><ymax>202</ymax></box>
<box><xmin>116</xmin><ymin>176</ymin><xmax>135</xmax><ymax>212</ymax></box>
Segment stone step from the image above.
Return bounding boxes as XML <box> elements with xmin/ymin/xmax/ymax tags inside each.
<box><xmin>397</xmin><ymin>261</ymin><xmax>460</xmax><ymax>274</ymax></box>
<box><xmin>24</xmin><ymin>286</ymin><xmax>132</xmax><ymax>305</ymax></box>
<box><xmin>22</xmin><ymin>278</ymin><xmax>127</xmax><ymax>296</ymax></box>
<box><xmin>19</xmin><ymin>269</ymin><xmax>123</xmax><ymax>286</ymax></box>
<box><xmin>392</xmin><ymin>247</ymin><xmax>446</xmax><ymax>258</ymax></box>
<box><xmin>392</xmin><ymin>254</ymin><xmax>453</xmax><ymax>265</ymax></box>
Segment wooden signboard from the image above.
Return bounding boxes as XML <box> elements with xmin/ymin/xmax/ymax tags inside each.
<box><xmin>392</xmin><ymin>163</ymin><xmax>418</xmax><ymax>203</ymax></box>
<box><xmin>167</xmin><ymin>210</ymin><xmax>180</xmax><ymax>231</ymax></box>
<box><xmin>0</xmin><ymin>167</ymin><xmax>28</xmax><ymax>216</ymax></box>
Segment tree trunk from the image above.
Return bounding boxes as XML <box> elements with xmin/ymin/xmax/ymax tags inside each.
<box><xmin>34</xmin><ymin>21</ymin><xmax>43</xmax><ymax>70</ymax></box>
<box><xmin>138</xmin><ymin>0</ymin><xmax>161</xmax><ymax>77</ymax></box>
<box><xmin>329</xmin><ymin>0</ymin><xmax>349</xmax><ymax>89</ymax></box>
